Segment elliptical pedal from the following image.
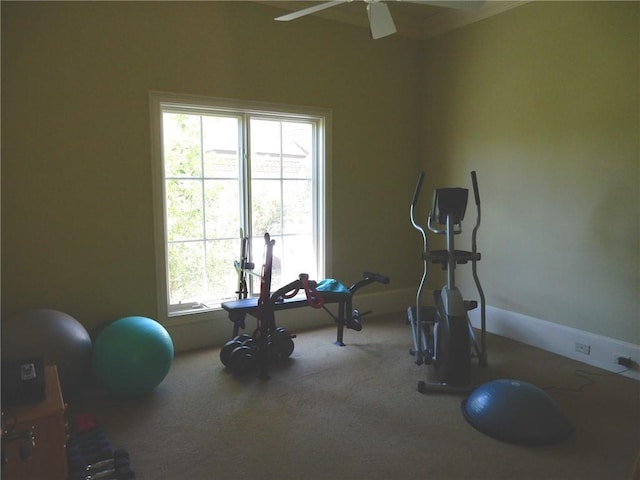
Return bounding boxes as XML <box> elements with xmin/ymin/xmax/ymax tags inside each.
<box><xmin>464</xmin><ymin>300</ymin><xmax>478</xmax><ymax>311</ymax></box>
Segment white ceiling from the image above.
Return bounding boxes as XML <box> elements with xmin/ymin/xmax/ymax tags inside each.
<box><xmin>257</xmin><ymin>1</ymin><xmax>529</xmax><ymax>40</ymax></box>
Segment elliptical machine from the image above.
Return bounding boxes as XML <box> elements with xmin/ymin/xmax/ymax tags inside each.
<box><xmin>408</xmin><ymin>170</ymin><xmax>487</xmax><ymax>393</ymax></box>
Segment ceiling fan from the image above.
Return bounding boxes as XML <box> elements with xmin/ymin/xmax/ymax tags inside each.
<box><xmin>275</xmin><ymin>0</ymin><xmax>485</xmax><ymax>39</ymax></box>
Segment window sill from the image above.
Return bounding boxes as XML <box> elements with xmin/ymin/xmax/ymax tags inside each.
<box><xmin>163</xmin><ymin>307</ymin><xmax>229</xmax><ymax>327</ymax></box>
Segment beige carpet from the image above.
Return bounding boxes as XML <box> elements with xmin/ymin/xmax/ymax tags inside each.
<box><xmin>72</xmin><ymin>314</ymin><xmax>640</xmax><ymax>480</ymax></box>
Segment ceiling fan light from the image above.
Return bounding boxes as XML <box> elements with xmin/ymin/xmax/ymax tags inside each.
<box><xmin>367</xmin><ymin>2</ymin><xmax>397</xmax><ymax>39</ymax></box>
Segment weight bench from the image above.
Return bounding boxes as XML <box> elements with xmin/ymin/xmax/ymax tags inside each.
<box><xmin>220</xmin><ymin>233</ymin><xmax>389</xmax><ymax>378</ymax></box>
<box><xmin>221</xmin><ymin>271</ymin><xmax>390</xmax><ymax>347</ymax></box>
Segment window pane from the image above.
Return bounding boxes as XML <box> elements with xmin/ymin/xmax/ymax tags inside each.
<box><xmin>251</xmin><ymin>235</ymin><xmax>283</xmax><ymax>290</ymax></box>
<box><xmin>168</xmin><ymin>241</ymin><xmax>205</xmax><ymax>304</ymax></box>
<box><xmin>251</xmin><ymin>179</ymin><xmax>283</xmax><ymax>235</ymax></box>
<box><xmin>166</xmin><ymin>179</ymin><xmax>203</xmax><ymax>241</ymax></box>
<box><xmin>204</xmin><ymin>179</ymin><xmax>240</xmax><ymax>239</ymax></box>
<box><xmin>253</xmin><ymin>234</ymin><xmax>316</xmax><ymax>292</ymax></box>
<box><xmin>280</xmin><ymin>234</ymin><xmax>315</xmax><ymax>282</ymax></box>
<box><xmin>202</xmin><ymin>115</ymin><xmax>240</xmax><ymax>178</ymax></box>
<box><xmin>283</xmin><ymin>179</ymin><xmax>312</xmax><ymax>235</ymax></box>
<box><xmin>282</xmin><ymin>122</ymin><xmax>312</xmax><ymax>179</ymax></box>
<box><xmin>163</xmin><ymin>113</ymin><xmax>202</xmax><ymax>178</ymax></box>
<box><xmin>205</xmin><ymin>239</ymin><xmax>238</xmax><ymax>304</ymax></box>
<box><xmin>251</xmin><ymin>119</ymin><xmax>281</xmax><ymax>179</ymax></box>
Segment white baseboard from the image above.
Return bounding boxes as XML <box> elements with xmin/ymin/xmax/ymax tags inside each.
<box><xmin>469</xmin><ymin>305</ymin><xmax>640</xmax><ymax>381</ymax></box>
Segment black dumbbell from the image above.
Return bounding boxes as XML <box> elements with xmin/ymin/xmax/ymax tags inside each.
<box><xmin>72</xmin><ymin>451</ymin><xmax>113</xmax><ymax>467</ymax></box>
<box><xmin>84</xmin><ymin>464</ymin><xmax>135</xmax><ymax>480</ymax></box>
<box><xmin>221</xmin><ymin>334</ymin><xmax>258</xmax><ymax>367</ymax></box>
<box><xmin>270</xmin><ymin>329</ymin><xmax>295</xmax><ymax>360</ymax></box>
<box><xmin>228</xmin><ymin>345</ymin><xmax>258</xmax><ymax>376</ymax></box>
<box><xmin>85</xmin><ymin>448</ymin><xmax>130</xmax><ymax>473</ymax></box>
<box><xmin>83</xmin><ymin>460</ymin><xmax>131</xmax><ymax>479</ymax></box>
<box><xmin>74</xmin><ymin>450</ymin><xmax>133</xmax><ymax>480</ymax></box>
<box><xmin>220</xmin><ymin>339</ymin><xmax>243</xmax><ymax>367</ymax></box>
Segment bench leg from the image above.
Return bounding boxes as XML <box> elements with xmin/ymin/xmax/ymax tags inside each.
<box><xmin>334</xmin><ymin>301</ymin><xmax>346</xmax><ymax>346</ymax></box>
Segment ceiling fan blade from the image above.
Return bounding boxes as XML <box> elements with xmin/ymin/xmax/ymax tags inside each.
<box><xmin>275</xmin><ymin>1</ymin><xmax>351</xmax><ymax>22</ymax></box>
<box><xmin>367</xmin><ymin>2</ymin><xmax>397</xmax><ymax>39</ymax></box>
<box><xmin>405</xmin><ymin>0</ymin><xmax>485</xmax><ymax>10</ymax></box>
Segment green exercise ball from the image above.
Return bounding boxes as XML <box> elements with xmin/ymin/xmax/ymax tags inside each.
<box><xmin>92</xmin><ymin>316</ymin><xmax>174</xmax><ymax>397</ymax></box>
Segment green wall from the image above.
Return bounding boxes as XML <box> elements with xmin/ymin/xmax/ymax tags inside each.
<box><xmin>422</xmin><ymin>1</ymin><xmax>639</xmax><ymax>343</ymax></box>
<box><xmin>1</xmin><ymin>2</ymin><xmax>422</xmax><ymax>332</ymax></box>
<box><xmin>2</xmin><ymin>1</ymin><xmax>638</xmax><ymax>346</ymax></box>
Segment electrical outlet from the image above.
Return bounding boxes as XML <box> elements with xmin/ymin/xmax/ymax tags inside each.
<box><xmin>575</xmin><ymin>342</ymin><xmax>591</xmax><ymax>355</ymax></box>
<box><xmin>613</xmin><ymin>353</ymin><xmax>632</xmax><ymax>366</ymax></box>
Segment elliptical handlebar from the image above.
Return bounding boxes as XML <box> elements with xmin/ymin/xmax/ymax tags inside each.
<box><xmin>471</xmin><ymin>170</ymin><xmax>482</xmax><ymax>250</ymax></box>
<box><xmin>471</xmin><ymin>170</ymin><xmax>480</xmax><ymax>206</ymax></box>
<box><xmin>411</xmin><ymin>171</ymin><xmax>425</xmax><ymax>209</ymax></box>
<box><xmin>410</xmin><ymin>172</ymin><xmax>427</xmax><ymax>235</ymax></box>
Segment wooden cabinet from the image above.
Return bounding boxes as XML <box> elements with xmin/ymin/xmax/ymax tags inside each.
<box><xmin>2</xmin><ymin>365</ymin><xmax>67</xmax><ymax>480</ymax></box>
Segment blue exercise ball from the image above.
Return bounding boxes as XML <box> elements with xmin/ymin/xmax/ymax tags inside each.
<box><xmin>1</xmin><ymin>308</ymin><xmax>92</xmax><ymax>396</ymax></box>
<box><xmin>461</xmin><ymin>379</ymin><xmax>573</xmax><ymax>445</ymax></box>
<box><xmin>92</xmin><ymin>316</ymin><xmax>174</xmax><ymax>397</ymax></box>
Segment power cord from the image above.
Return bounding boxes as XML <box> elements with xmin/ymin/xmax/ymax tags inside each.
<box><xmin>542</xmin><ymin>367</ymin><xmax>630</xmax><ymax>393</ymax></box>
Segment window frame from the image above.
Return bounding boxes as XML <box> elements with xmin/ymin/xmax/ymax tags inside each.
<box><xmin>149</xmin><ymin>91</ymin><xmax>333</xmax><ymax>325</ymax></box>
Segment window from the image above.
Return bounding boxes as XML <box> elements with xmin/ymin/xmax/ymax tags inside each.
<box><xmin>150</xmin><ymin>93</ymin><xmax>331</xmax><ymax>320</ymax></box>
